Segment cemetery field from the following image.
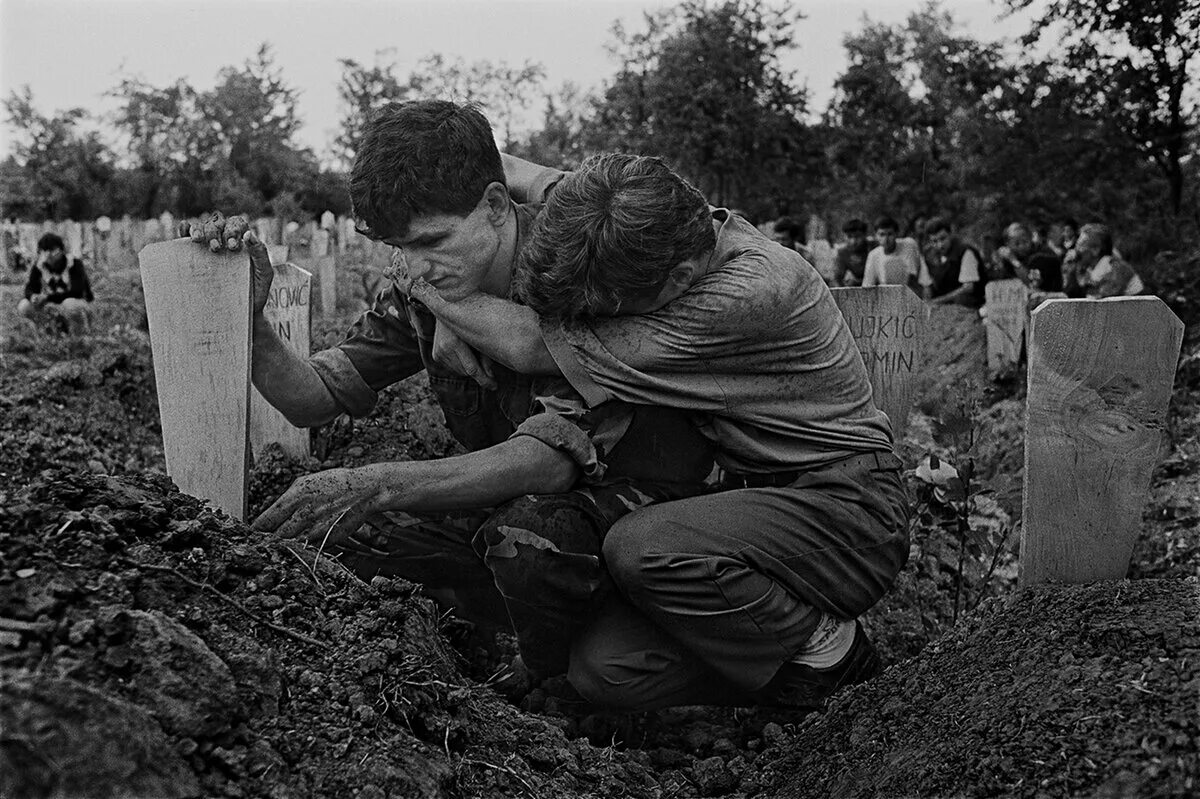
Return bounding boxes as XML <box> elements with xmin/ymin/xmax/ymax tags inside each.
<box><xmin>1</xmin><ymin>253</ymin><xmax>1198</xmax><ymax>798</ymax></box>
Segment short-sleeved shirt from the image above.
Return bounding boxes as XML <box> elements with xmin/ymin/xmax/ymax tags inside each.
<box><xmin>540</xmin><ymin>209</ymin><xmax>894</xmax><ymax>474</ymax></box>
<box><xmin>863</xmin><ymin>238</ymin><xmax>922</xmax><ymax>287</ymax></box>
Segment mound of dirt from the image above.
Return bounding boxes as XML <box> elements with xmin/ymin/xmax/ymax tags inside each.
<box><xmin>0</xmin><ymin>471</ymin><xmax>658</xmax><ymax>799</ymax></box>
<box><xmin>757</xmin><ymin>578</ymin><xmax>1200</xmax><ymax>798</ymax></box>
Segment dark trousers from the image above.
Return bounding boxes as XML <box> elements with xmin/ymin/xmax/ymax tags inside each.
<box><xmin>568</xmin><ymin>454</ymin><xmax>910</xmax><ymax>711</ymax></box>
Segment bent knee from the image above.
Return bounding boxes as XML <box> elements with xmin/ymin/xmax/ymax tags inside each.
<box><xmin>567</xmin><ymin>633</ymin><xmax>645</xmax><ymax>711</ymax></box>
<box><xmin>600</xmin><ymin>509</ymin><xmax>670</xmax><ymax>588</ymax></box>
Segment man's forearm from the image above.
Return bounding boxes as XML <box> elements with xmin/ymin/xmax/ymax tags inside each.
<box><xmin>501</xmin><ymin>153</ymin><xmax>559</xmax><ymax>204</ymax></box>
<box><xmin>252</xmin><ymin>314</ymin><xmax>343</xmax><ymax>427</ymax></box>
<box><xmin>410</xmin><ymin>284</ymin><xmax>560</xmax><ymax>375</ymax></box>
<box><xmin>377</xmin><ymin>435</ymin><xmax>579</xmax><ymax>512</ymax></box>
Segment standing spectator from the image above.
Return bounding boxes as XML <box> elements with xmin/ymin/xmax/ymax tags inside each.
<box><xmin>921</xmin><ymin>217</ymin><xmax>984</xmax><ymax>306</ymax></box>
<box><xmin>989</xmin><ymin>222</ymin><xmax>1063</xmax><ymax>292</ymax></box>
<box><xmin>833</xmin><ymin>218</ymin><xmax>872</xmax><ymax>287</ymax></box>
<box><xmin>863</xmin><ymin>216</ymin><xmax>922</xmax><ymax>290</ymax></box>
<box><xmin>16</xmin><ymin>232</ymin><xmax>94</xmax><ymax>334</ymax></box>
<box><xmin>1058</xmin><ymin>217</ymin><xmax>1079</xmax><ymax>257</ymax></box>
<box><xmin>1063</xmin><ymin>223</ymin><xmax>1144</xmax><ymax>298</ymax></box>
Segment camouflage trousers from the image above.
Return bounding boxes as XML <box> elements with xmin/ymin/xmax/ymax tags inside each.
<box><xmin>332</xmin><ymin>479</ymin><xmax>702</xmax><ymax>677</ymax></box>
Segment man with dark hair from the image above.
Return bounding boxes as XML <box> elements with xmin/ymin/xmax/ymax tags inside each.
<box><xmin>832</xmin><ymin>218</ymin><xmax>871</xmax><ymax>287</ymax></box>
<box><xmin>17</xmin><ymin>232</ymin><xmax>94</xmax><ymax>334</ymax></box>
<box><xmin>188</xmin><ymin>100</ymin><xmax>714</xmax><ymax>682</ymax></box>
<box><xmin>407</xmin><ymin>153</ymin><xmax>908</xmax><ymax>711</ymax></box>
<box><xmin>862</xmin><ymin>215</ymin><xmax>923</xmax><ymax>289</ymax></box>
<box><xmin>921</xmin><ymin>217</ymin><xmax>985</xmax><ymax>306</ymax></box>
<box><xmin>770</xmin><ymin>215</ymin><xmax>804</xmax><ymax>253</ymax></box>
<box><xmin>990</xmin><ymin>222</ymin><xmax>1063</xmax><ymax>292</ymax></box>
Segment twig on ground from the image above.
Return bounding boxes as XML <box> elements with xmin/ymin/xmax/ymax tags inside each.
<box><xmin>123</xmin><ymin>560</ymin><xmax>329</xmax><ymax>650</ymax></box>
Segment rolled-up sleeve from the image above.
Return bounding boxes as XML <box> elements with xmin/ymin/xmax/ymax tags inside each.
<box><xmin>511</xmin><ymin>412</ymin><xmax>605</xmax><ymax>482</ymax></box>
<box><xmin>308</xmin><ymin>287</ymin><xmax>428</xmax><ymax>417</ymax></box>
<box><xmin>309</xmin><ymin>347</ymin><xmax>379</xmax><ymax>418</ymax></box>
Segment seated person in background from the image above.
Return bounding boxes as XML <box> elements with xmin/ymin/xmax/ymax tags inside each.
<box><xmin>833</xmin><ymin>218</ymin><xmax>871</xmax><ymax>287</ymax></box>
<box><xmin>771</xmin><ymin>215</ymin><xmax>810</xmax><ymax>260</ymax></box>
<box><xmin>1063</xmin><ymin>223</ymin><xmax>1144</xmax><ymax>298</ymax></box>
<box><xmin>989</xmin><ymin>222</ymin><xmax>1063</xmax><ymax>292</ymax></box>
<box><xmin>409</xmin><ymin>153</ymin><xmax>909</xmax><ymax>712</ymax></box>
<box><xmin>920</xmin><ymin>217</ymin><xmax>985</xmax><ymax>306</ymax></box>
<box><xmin>862</xmin><ymin>215</ymin><xmax>922</xmax><ymax>291</ymax></box>
<box><xmin>17</xmin><ymin>233</ymin><xmax>93</xmax><ymax>334</ymax></box>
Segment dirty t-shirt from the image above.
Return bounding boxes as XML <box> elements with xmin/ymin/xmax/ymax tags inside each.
<box><xmin>540</xmin><ymin>209</ymin><xmax>894</xmax><ymax>474</ymax></box>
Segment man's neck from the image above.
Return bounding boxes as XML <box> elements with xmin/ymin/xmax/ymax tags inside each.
<box><xmin>481</xmin><ymin>203</ymin><xmax>520</xmax><ymax>298</ymax></box>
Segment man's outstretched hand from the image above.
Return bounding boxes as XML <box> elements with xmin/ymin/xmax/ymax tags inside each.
<box><xmin>179</xmin><ymin>212</ymin><xmax>275</xmax><ymax>315</ymax></box>
<box><xmin>253</xmin><ymin>467</ymin><xmax>388</xmax><ymax>548</ymax></box>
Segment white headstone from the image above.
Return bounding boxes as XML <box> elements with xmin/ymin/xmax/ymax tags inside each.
<box><xmin>139</xmin><ymin>239</ymin><xmax>252</xmax><ymax>519</ymax></box>
<box><xmin>250</xmin><ymin>262</ymin><xmax>312</xmax><ymax>461</ymax></box>
<box><xmin>831</xmin><ymin>285</ymin><xmax>928</xmax><ymax>438</ymax></box>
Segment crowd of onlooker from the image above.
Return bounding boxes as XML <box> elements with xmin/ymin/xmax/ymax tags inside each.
<box><xmin>768</xmin><ymin>213</ymin><xmax>1146</xmax><ymax>306</ymax></box>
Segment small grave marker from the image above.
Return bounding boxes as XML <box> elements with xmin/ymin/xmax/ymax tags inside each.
<box><xmin>250</xmin><ymin>263</ymin><xmax>312</xmax><ymax>461</ymax></box>
<box><xmin>1020</xmin><ymin>297</ymin><xmax>1183</xmax><ymax>587</ymax></box>
<box><xmin>0</xmin><ymin>284</ymin><xmax>26</xmax><ymax>340</ymax></box>
<box><xmin>298</xmin><ymin>255</ymin><xmax>336</xmax><ymax>319</ymax></box>
<box><xmin>267</xmin><ymin>245</ymin><xmax>290</xmax><ymax>266</ymax></box>
<box><xmin>140</xmin><ymin>239</ymin><xmax>252</xmax><ymax>519</ymax></box>
<box><xmin>64</xmin><ymin>221</ymin><xmax>83</xmax><ymax>258</ymax></box>
<box><xmin>311</xmin><ymin>229</ymin><xmax>330</xmax><ymax>257</ymax></box>
<box><xmin>983</xmin><ymin>279</ymin><xmax>1030</xmax><ymax>376</ymax></box>
<box><xmin>831</xmin><ymin>285</ymin><xmax>928</xmax><ymax>437</ymax></box>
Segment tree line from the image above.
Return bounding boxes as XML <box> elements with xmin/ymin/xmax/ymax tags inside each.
<box><xmin>3</xmin><ymin>0</ymin><xmax>1197</xmax><ymax>259</ymax></box>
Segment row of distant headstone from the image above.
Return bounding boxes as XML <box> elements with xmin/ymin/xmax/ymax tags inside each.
<box><xmin>139</xmin><ymin>242</ymin><xmax>1183</xmax><ymax>591</ymax></box>
<box><xmin>1</xmin><ymin>214</ymin><xmax>380</xmax><ymax>273</ymax></box>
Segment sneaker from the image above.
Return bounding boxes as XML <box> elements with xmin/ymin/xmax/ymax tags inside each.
<box><xmin>756</xmin><ymin>621</ymin><xmax>883</xmax><ymax>709</ymax></box>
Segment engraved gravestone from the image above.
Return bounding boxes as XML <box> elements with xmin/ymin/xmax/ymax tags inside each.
<box><xmin>831</xmin><ymin>285</ymin><xmax>928</xmax><ymax>438</ymax></box>
<box><xmin>250</xmin><ymin>263</ymin><xmax>312</xmax><ymax>461</ymax></box>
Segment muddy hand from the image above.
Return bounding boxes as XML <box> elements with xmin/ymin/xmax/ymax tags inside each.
<box><xmin>243</xmin><ymin>230</ymin><xmax>276</xmax><ymax>315</ymax></box>
<box><xmin>432</xmin><ymin>321</ymin><xmax>496</xmax><ymax>390</ymax></box>
<box><xmin>252</xmin><ymin>468</ymin><xmax>383</xmax><ymax>548</ymax></box>
<box><xmin>180</xmin><ymin>212</ymin><xmax>251</xmax><ymax>253</ymax></box>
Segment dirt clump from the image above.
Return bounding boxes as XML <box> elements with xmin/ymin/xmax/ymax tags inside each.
<box><xmin>757</xmin><ymin>578</ymin><xmax>1200</xmax><ymax>798</ymax></box>
<box><xmin>0</xmin><ymin>470</ymin><xmax>658</xmax><ymax>799</ymax></box>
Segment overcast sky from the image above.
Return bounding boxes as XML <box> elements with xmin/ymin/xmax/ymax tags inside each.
<box><xmin>0</xmin><ymin>0</ymin><xmax>1027</xmax><ymax>162</ymax></box>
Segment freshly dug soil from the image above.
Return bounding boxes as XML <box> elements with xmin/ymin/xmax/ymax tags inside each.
<box><xmin>758</xmin><ymin>578</ymin><xmax>1200</xmax><ymax>799</ymax></box>
<box><xmin>0</xmin><ymin>471</ymin><xmax>660</xmax><ymax>799</ymax></box>
<box><xmin>2</xmin><ymin>281</ymin><xmax>1198</xmax><ymax>798</ymax></box>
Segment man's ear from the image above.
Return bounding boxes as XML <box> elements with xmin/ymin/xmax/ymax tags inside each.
<box><xmin>483</xmin><ymin>182</ymin><xmax>511</xmax><ymax>227</ymax></box>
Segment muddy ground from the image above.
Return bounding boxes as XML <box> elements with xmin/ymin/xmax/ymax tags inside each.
<box><xmin>1</xmin><ymin>261</ymin><xmax>1197</xmax><ymax>798</ymax></box>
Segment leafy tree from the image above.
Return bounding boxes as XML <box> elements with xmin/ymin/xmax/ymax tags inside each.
<box><xmin>823</xmin><ymin>3</ymin><xmax>1013</xmax><ymax>228</ymax></box>
<box><xmin>589</xmin><ymin>0</ymin><xmax>816</xmax><ymax>216</ymax></box>
<box><xmin>333</xmin><ymin>50</ymin><xmax>411</xmax><ymax>170</ymax></box>
<box><xmin>3</xmin><ymin>86</ymin><xmax>113</xmax><ymax>219</ymax></box>
<box><xmin>510</xmin><ymin>82</ymin><xmax>596</xmax><ymax>169</ymax></box>
<box><xmin>1006</xmin><ymin>0</ymin><xmax>1200</xmax><ymax>216</ymax></box>
<box><xmin>109</xmin><ymin>76</ymin><xmax>214</xmax><ymax>216</ymax></box>
<box><xmin>407</xmin><ymin>54</ymin><xmax>546</xmax><ymax>148</ymax></box>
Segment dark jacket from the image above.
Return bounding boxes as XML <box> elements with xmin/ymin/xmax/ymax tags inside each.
<box><xmin>927</xmin><ymin>238</ymin><xmax>985</xmax><ymax>305</ymax></box>
<box><xmin>24</xmin><ymin>257</ymin><xmax>93</xmax><ymax>304</ymax></box>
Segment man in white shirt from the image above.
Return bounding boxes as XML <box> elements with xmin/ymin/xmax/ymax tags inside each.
<box><xmin>862</xmin><ymin>216</ymin><xmax>922</xmax><ymax>290</ymax></box>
